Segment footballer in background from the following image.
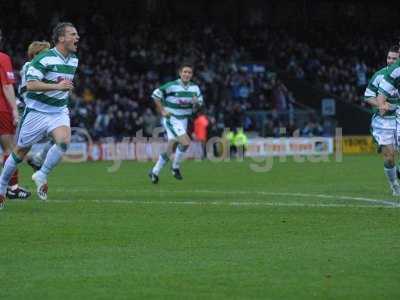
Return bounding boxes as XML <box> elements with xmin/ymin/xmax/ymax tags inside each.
<box><xmin>365</xmin><ymin>45</ymin><xmax>400</xmax><ymax>195</ymax></box>
<box><xmin>149</xmin><ymin>63</ymin><xmax>203</xmax><ymax>183</ymax></box>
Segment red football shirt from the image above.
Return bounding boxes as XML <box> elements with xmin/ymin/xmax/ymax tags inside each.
<box><xmin>0</xmin><ymin>51</ymin><xmax>16</xmax><ymax>113</ymax></box>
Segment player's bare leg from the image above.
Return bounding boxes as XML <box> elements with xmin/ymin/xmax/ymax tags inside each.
<box><xmin>32</xmin><ymin>126</ymin><xmax>71</xmax><ymax>200</ymax></box>
<box><xmin>149</xmin><ymin>140</ymin><xmax>177</xmax><ymax>184</ymax></box>
<box><xmin>0</xmin><ymin>145</ymin><xmax>31</xmax><ymax>208</ymax></box>
<box><xmin>171</xmin><ymin>134</ymin><xmax>191</xmax><ymax>180</ymax></box>
<box><xmin>27</xmin><ymin>140</ymin><xmax>54</xmax><ymax>171</ymax></box>
<box><xmin>0</xmin><ymin>134</ymin><xmax>31</xmax><ymax>199</ymax></box>
<box><xmin>381</xmin><ymin>145</ymin><xmax>400</xmax><ymax>195</ymax></box>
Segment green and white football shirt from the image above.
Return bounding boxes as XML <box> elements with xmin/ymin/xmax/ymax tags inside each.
<box><xmin>26</xmin><ymin>47</ymin><xmax>78</xmax><ymax>113</ymax></box>
<box><xmin>365</xmin><ymin>66</ymin><xmax>400</xmax><ymax>118</ymax></box>
<box><xmin>18</xmin><ymin>61</ymin><xmax>30</xmax><ymax>100</ymax></box>
<box><xmin>152</xmin><ymin>79</ymin><xmax>203</xmax><ymax>119</ymax></box>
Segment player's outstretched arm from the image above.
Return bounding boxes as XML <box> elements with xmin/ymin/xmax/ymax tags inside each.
<box><xmin>27</xmin><ymin>79</ymin><xmax>73</xmax><ymax>92</ymax></box>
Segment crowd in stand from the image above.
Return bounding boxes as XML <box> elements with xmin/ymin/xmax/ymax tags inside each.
<box><xmin>278</xmin><ymin>27</ymin><xmax>394</xmax><ymax>106</ymax></box>
<box><xmin>3</xmin><ymin>13</ymin><xmax>365</xmax><ymax>141</ymax></box>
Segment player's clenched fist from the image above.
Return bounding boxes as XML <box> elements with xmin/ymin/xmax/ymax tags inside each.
<box><xmin>57</xmin><ymin>79</ymin><xmax>74</xmax><ymax>91</ymax></box>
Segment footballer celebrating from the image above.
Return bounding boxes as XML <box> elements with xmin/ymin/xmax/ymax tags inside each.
<box><xmin>0</xmin><ymin>22</ymin><xmax>79</xmax><ymax>207</ymax></box>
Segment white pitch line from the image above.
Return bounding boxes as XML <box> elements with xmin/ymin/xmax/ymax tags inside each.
<box><xmin>206</xmin><ymin>190</ymin><xmax>400</xmax><ymax>207</ymax></box>
<box><xmin>50</xmin><ymin>188</ymin><xmax>400</xmax><ymax>207</ymax></box>
<box><xmin>46</xmin><ymin>198</ymin><xmax>398</xmax><ymax>209</ymax></box>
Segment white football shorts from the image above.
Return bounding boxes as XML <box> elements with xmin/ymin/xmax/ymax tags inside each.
<box><xmin>17</xmin><ymin>108</ymin><xmax>70</xmax><ymax>148</ymax></box>
<box><xmin>162</xmin><ymin>116</ymin><xmax>188</xmax><ymax>140</ymax></box>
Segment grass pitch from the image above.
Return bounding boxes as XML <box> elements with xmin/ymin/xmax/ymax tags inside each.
<box><xmin>1</xmin><ymin>154</ymin><xmax>399</xmax><ymax>299</ymax></box>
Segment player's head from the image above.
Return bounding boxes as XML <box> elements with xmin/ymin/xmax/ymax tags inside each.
<box><xmin>52</xmin><ymin>22</ymin><xmax>79</xmax><ymax>54</ymax></box>
<box><xmin>387</xmin><ymin>45</ymin><xmax>400</xmax><ymax>66</ymax></box>
<box><xmin>27</xmin><ymin>41</ymin><xmax>51</xmax><ymax>60</ymax></box>
<box><xmin>178</xmin><ymin>63</ymin><xmax>194</xmax><ymax>83</ymax></box>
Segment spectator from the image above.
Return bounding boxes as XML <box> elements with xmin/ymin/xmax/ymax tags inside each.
<box><xmin>301</xmin><ymin>118</ymin><xmax>324</xmax><ymax>137</ymax></box>
<box><xmin>193</xmin><ymin>110</ymin><xmax>209</xmax><ymax>159</ymax></box>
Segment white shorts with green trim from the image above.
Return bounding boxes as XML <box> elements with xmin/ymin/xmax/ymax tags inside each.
<box><xmin>162</xmin><ymin>116</ymin><xmax>188</xmax><ymax>140</ymax></box>
<box><xmin>17</xmin><ymin>108</ymin><xmax>70</xmax><ymax>148</ymax></box>
<box><xmin>371</xmin><ymin>115</ymin><xmax>397</xmax><ymax>147</ymax></box>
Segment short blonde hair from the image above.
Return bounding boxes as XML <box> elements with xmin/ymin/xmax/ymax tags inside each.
<box><xmin>27</xmin><ymin>41</ymin><xmax>51</xmax><ymax>60</ymax></box>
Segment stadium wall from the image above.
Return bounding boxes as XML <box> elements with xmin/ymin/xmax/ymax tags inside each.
<box><xmin>18</xmin><ymin>138</ymin><xmax>334</xmax><ymax>163</ymax></box>
<box><xmin>282</xmin><ymin>74</ymin><xmax>371</xmax><ymax>135</ymax></box>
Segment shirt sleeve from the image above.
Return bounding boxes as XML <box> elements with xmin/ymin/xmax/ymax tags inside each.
<box><xmin>363</xmin><ymin>75</ymin><xmax>378</xmax><ymax>100</ymax></box>
<box><xmin>26</xmin><ymin>55</ymin><xmax>46</xmax><ymax>81</ymax></box>
<box><xmin>378</xmin><ymin>67</ymin><xmax>400</xmax><ymax>98</ymax></box>
<box><xmin>364</xmin><ymin>87</ymin><xmax>376</xmax><ymax>100</ymax></box>
<box><xmin>151</xmin><ymin>87</ymin><xmax>164</xmax><ymax>101</ymax></box>
<box><xmin>0</xmin><ymin>54</ymin><xmax>16</xmax><ymax>85</ymax></box>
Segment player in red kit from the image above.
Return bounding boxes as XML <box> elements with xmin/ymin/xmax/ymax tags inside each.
<box><xmin>0</xmin><ymin>29</ymin><xmax>30</xmax><ymax>203</ymax></box>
